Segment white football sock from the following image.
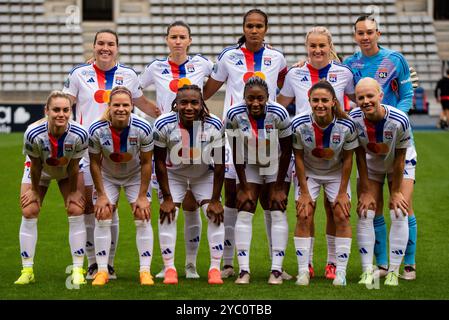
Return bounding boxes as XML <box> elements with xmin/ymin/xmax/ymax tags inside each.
<box><xmin>326</xmin><ymin>234</ymin><xmax>336</xmax><ymax>265</ymax></box>
<box><xmin>68</xmin><ymin>215</ymin><xmax>86</xmax><ymax>268</ymax></box>
<box><xmin>184</xmin><ymin>208</ymin><xmax>201</xmax><ymax>267</ymax></box>
<box><xmin>264</xmin><ymin>209</ymin><xmax>272</xmax><ymax>257</ymax></box>
<box><xmin>84</xmin><ymin>213</ymin><xmax>96</xmax><ymax>267</ymax></box>
<box><xmin>234</xmin><ymin>211</ymin><xmax>253</xmax><ymax>273</ymax></box>
<box><xmin>357</xmin><ymin>210</ymin><xmax>375</xmax><ymax>272</ymax></box>
<box><xmin>94</xmin><ymin>219</ymin><xmax>112</xmax><ymax>272</ymax></box>
<box><xmin>388</xmin><ymin>209</ymin><xmax>409</xmax><ymax>273</ymax></box>
<box><xmin>158</xmin><ymin>207</ymin><xmax>179</xmax><ymax>270</ymax></box>
<box><xmin>19</xmin><ymin>217</ymin><xmax>37</xmax><ymax>268</ymax></box>
<box><xmin>294</xmin><ymin>237</ymin><xmax>311</xmax><ymax>273</ymax></box>
<box><xmin>223</xmin><ymin>206</ymin><xmax>238</xmax><ymax>267</ymax></box>
<box><xmin>309</xmin><ymin>237</ymin><xmax>315</xmax><ymax>266</ymax></box>
<box><xmin>335</xmin><ymin>237</ymin><xmax>352</xmax><ymax>275</ymax></box>
<box><xmin>270</xmin><ymin>210</ymin><xmax>288</xmax><ymax>272</ymax></box>
<box><xmin>108</xmin><ymin>208</ymin><xmax>119</xmax><ymax>267</ymax></box>
<box><xmin>135</xmin><ymin>219</ymin><xmax>153</xmax><ymax>273</ymax></box>
<box><xmin>202</xmin><ymin>203</ymin><xmax>224</xmax><ymax>271</ymax></box>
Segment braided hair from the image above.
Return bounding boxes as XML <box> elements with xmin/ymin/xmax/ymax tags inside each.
<box><xmin>308</xmin><ymin>80</ymin><xmax>349</xmax><ymax>120</ymax></box>
<box><xmin>243</xmin><ymin>76</ymin><xmax>269</xmax><ymax>99</ymax></box>
<box><xmin>237</xmin><ymin>9</ymin><xmax>268</xmax><ymax>48</ymax></box>
<box><xmin>171</xmin><ymin>84</ymin><xmax>210</xmax><ymax>121</ymax></box>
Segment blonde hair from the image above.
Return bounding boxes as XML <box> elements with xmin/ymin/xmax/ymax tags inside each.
<box><xmin>305</xmin><ymin>26</ymin><xmax>340</xmax><ymax>63</ymax></box>
<box><xmin>32</xmin><ymin>91</ymin><xmax>72</xmax><ymax>125</ymax></box>
<box><xmin>101</xmin><ymin>86</ymin><xmax>133</xmax><ymax>122</ymax></box>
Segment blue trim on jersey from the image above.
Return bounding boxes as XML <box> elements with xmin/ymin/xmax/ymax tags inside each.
<box><xmin>227</xmin><ymin>106</ymin><xmax>247</xmax><ymax>122</ymax></box>
<box><xmin>389</xmin><ymin>52</ymin><xmax>409</xmax><ymax>73</ymax></box>
<box><xmin>27</xmin><ymin>124</ymin><xmax>47</xmax><ymax>144</ymax></box>
<box><xmin>291</xmin><ymin>114</ymin><xmax>312</xmax><ymax>131</ymax></box>
<box><xmin>69</xmin><ymin>125</ymin><xmax>88</xmax><ymax>143</ymax></box>
<box><xmin>336</xmin><ymin>119</ymin><xmax>356</xmax><ymax>134</ymax></box>
<box><xmin>89</xmin><ymin>121</ymin><xmax>108</xmax><ymax>136</ymax></box>
<box><xmin>118</xmin><ymin>64</ymin><xmax>138</xmax><ymax>76</ymax></box>
<box><xmin>389</xmin><ymin>109</ymin><xmax>410</xmax><ymax>129</ymax></box>
<box><xmin>144</xmin><ymin>58</ymin><xmax>167</xmax><ymax>69</ymax></box>
<box><xmin>205</xmin><ymin>116</ymin><xmax>223</xmax><ymax>131</ymax></box>
<box><xmin>267</xmin><ymin>105</ymin><xmax>288</xmax><ymax>121</ymax></box>
<box><xmin>349</xmin><ymin>108</ymin><xmax>363</xmax><ymax>119</ymax></box>
<box><xmin>69</xmin><ymin>63</ymin><xmax>90</xmax><ymax>75</ymax></box>
<box><xmin>195</xmin><ymin>54</ymin><xmax>210</xmax><ymax>62</ymax></box>
<box><xmin>155</xmin><ymin>114</ymin><xmax>177</xmax><ymax>131</ymax></box>
<box><xmin>217</xmin><ymin>45</ymin><xmax>239</xmax><ymax>60</ymax></box>
<box><xmin>132</xmin><ymin>120</ymin><xmax>152</xmax><ymax>136</ymax></box>
<box><xmin>389</xmin><ymin>115</ymin><xmax>408</xmax><ymax>131</ymax></box>
<box><xmin>132</xmin><ymin>118</ymin><xmax>153</xmax><ymax>134</ymax></box>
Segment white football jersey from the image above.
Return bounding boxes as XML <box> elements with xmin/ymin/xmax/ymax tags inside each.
<box><xmin>23</xmin><ymin>120</ymin><xmax>88</xmax><ymax>181</ymax></box>
<box><xmin>349</xmin><ymin>104</ymin><xmax>412</xmax><ymax>174</ymax></box>
<box><xmin>280</xmin><ymin>61</ymin><xmax>355</xmax><ymax>115</ymax></box>
<box><xmin>63</xmin><ymin>63</ymin><xmax>143</xmax><ymax>130</ymax></box>
<box><xmin>153</xmin><ymin>111</ymin><xmax>224</xmax><ymax>178</ymax></box>
<box><xmin>292</xmin><ymin>113</ymin><xmax>359</xmax><ymax>179</ymax></box>
<box><xmin>224</xmin><ymin>100</ymin><xmax>291</xmax><ymax>167</ymax></box>
<box><xmin>139</xmin><ymin>55</ymin><xmax>213</xmax><ymax>114</ymax></box>
<box><xmin>211</xmin><ymin>44</ymin><xmax>288</xmax><ymax>118</ymax></box>
<box><xmin>88</xmin><ymin>114</ymin><xmax>154</xmax><ymax>180</ymax></box>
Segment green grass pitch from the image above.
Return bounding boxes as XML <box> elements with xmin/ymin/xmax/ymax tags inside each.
<box><xmin>1</xmin><ymin>131</ymin><xmax>448</xmax><ymax>300</ymax></box>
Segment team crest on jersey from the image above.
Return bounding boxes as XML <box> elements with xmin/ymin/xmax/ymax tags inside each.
<box><xmin>384</xmin><ymin>130</ymin><xmax>393</xmax><ymax>139</ymax></box>
<box><xmin>186</xmin><ymin>64</ymin><xmax>195</xmax><ymax>73</ymax></box>
<box><xmin>328</xmin><ymin>73</ymin><xmax>337</xmax><ymax>83</ymax></box>
<box><xmin>129</xmin><ymin>136</ymin><xmax>138</xmax><ymax>145</ymax></box>
<box><xmin>265</xmin><ymin>124</ymin><xmax>274</xmax><ymax>132</ymax></box>
<box><xmin>378</xmin><ymin>68</ymin><xmax>388</xmax><ymax>79</ymax></box>
<box><xmin>264</xmin><ymin>57</ymin><xmax>272</xmax><ymax>66</ymax></box>
<box><xmin>64</xmin><ymin>144</ymin><xmax>73</xmax><ymax>152</ymax></box>
<box><xmin>115</xmin><ymin>76</ymin><xmax>124</xmax><ymax>85</ymax></box>
<box><xmin>332</xmin><ymin>133</ymin><xmax>341</xmax><ymax>144</ymax></box>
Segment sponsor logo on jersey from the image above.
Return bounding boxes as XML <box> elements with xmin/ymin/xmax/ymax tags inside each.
<box><xmin>329</xmin><ymin>73</ymin><xmax>337</xmax><ymax>83</ymax></box>
<box><xmin>162</xmin><ymin>68</ymin><xmax>170</xmax><ymax>75</ymax></box>
<box><xmin>102</xmin><ymin>140</ymin><xmax>111</xmax><ymax>146</ymax></box>
<box><xmin>129</xmin><ymin>136</ymin><xmax>137</xmax><ymax>145</ymax></box>
<box><xmin>301</xmin><ymin>76</ymin><xmax>309</xmax><ymax>82</ymax></box>
<box><xmin>64</xmin><ymin>144</ymin><xmax>73</xmax><ymax>152</ymax></box>
<box><xmin>384</xmin><ymin>130</ymin><xmax>393</xmax><ymax>139</ymax></box>
<box><xmin>332</xmin><ymin>133</ymin><xmax>341</xmax><ymax>144</ymax></box>
<box><xmin>305</xmin><ymin>136</ymin><xmax>313</xmax><ymax>143</ymax></box>
<box><xmin>236</xmin><ymin>60</ymin><xmax>244</xmax><ymax>66</ymax></box>
<box><xmin>378</xmin><ymin>68</ymin><xmax>388</xmax><ymax>79</ymax></box>
<box><xmin>87</xmin><ymin>77</ymin><xmax>95</xmax><ymax>83</ymax></box>
<box><xmin>186</xmin><ymin>64</ymin><xmax>195</xmax><ymax>72</ymax></box>
<box><xmin>115</xmin><ymin>76</ymin><xmax>123</xmax><ymax>85</ymax></box>
<box><xmin>264</xmin><ymin>57</ymin><xmax>272</xmax><ymax>66</ymax></box>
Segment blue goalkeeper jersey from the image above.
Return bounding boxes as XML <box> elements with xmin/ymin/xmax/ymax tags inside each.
<box><xmin>344</xmin><ymin>46</ymin><xmax>413</xmax><ymax>114</ymax></box>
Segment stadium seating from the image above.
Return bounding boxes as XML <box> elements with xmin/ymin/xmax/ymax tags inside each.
<box><xmin>0</xmin><ymin>0</ymin><xmax>442</xmax><ymax>93</ymax></box>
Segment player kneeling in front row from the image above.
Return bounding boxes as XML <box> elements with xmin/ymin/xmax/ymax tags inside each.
<box><xmin>88</xmin><ymin>86</ymin><xmax>155</xmax><ymax>286</ymax></box>
<box><xmin>292</xmin><ymin>81</ymin><xmax>358</xmax><ymax>286</ymax></box>
<box><xmin>225</xmin><ymin>77</ymin><xmax>292</xmax><ymax>285</ymax></box>
<box><xmin>15</xmin><ymin>91</ymin><xmax>88</xmax><ymax>286</ymax></box>
<box><xmin>350</xmin><ymin>78</ymin><xmax>412</xmax><ymax>286</ymax></box>
<box><xmin>154</xmin><ymin>84</ymin><xmax>226</xmax><ymax>285</ymax></box>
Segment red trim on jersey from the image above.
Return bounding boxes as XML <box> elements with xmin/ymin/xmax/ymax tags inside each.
<box><xmin>48</xmin><ymin>132</ymin><xmax>59</xmax><ymax>158</ymax></box>
<box><xmin>307</xmin><ymin>64</ymin><xmax>320</xmax><ymax>85</ymax></box>
<box><xmin>93</xmin><ymin>64</ymin><xmax>106</xmax><ymax>90</ymax></box>
<box><xmin>363</xmin><ymin>119</ymin><xmax>377</xmax><ymax>144</ymax></box>
<box><xmin>110</xmin><ymin>126</ymin><xmax>121</xmax><ymax>153</ymax></box>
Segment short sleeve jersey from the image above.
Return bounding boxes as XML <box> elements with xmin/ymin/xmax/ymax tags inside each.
<box><xmin>211</xmin><ymin>44</ymin><xmax>288</xmax><ymax>118</ymax></box>
<box><xmin>224</xmin><ymin>100</ymin><xmax>291</xmax><ymax>166</ymax></box>
<box><xmin>292</xmin><ymin>113</ymin><xmax>359</xmax><ymax>179</ymax></box>
<box><xmin>279</xmin><ymin>61</ymin><xmax>355</xmax><ymax>116</ymax></box>
<box><xmin>344</xmin><ymin>46</ymin><xmax>413</xmax><ymax>114</ymax></box>
<box><xmin>23</xmin><ymin>120</ymin><xmax>88</xmax><ymax>180</ymax></box>
<box><xmin>153</xmin><ymin>111</ymin><xmax>224</xmax><ymax>178</ymax></box>
<box><xmin>349</xmin><ymin>104</ymin><xmax>412</xmax><ymax>174</ymax></box>
<box><xmin>88</xmin><ymin>114</ymin><xmax>154</xmax><ymax>180</ymax></box>
<box><xmin>139</xmin><ymin>55</ymin><xmax>213</xmax><ymax>114</ymax></box>
<box><xmin>63</xmin><ymin>63</ymin><xmax>143</xmax><ymax>130</ymax></box>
